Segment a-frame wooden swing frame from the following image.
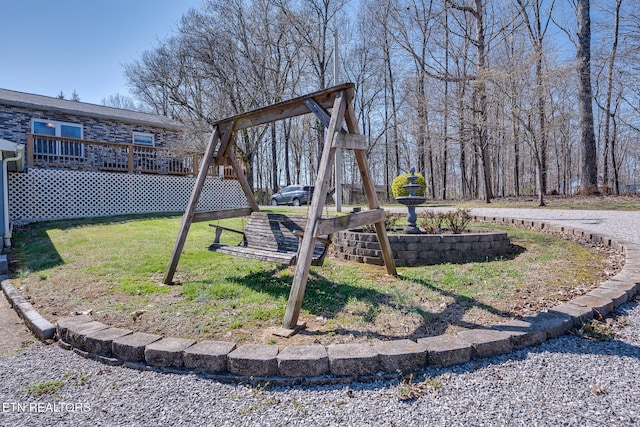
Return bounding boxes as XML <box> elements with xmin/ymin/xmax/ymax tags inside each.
<box><xmin>163</xmin><ymin>83</ymin><xmax>397</xmax><ymax>332</ymax></box>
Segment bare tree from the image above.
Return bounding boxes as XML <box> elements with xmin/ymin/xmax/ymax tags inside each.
<box><xmin>277</xmin><ymin>0</ymin><xmax>348</xmax><ymax>171</ymax></box>
<box><xmin>366</xmin><ymin>0</ymin><xmax>402</xmax><ymax>197</ymax></box>
<box><xmin>595</xmin><ymin>0</ymin><xmax>622</xmax><ymax>194</ymax></box>
<box><xmin>101</xmin><ymin>93</ymin><xmax>147</xmax><ymax>111</ymax></box>
<box><xmin>516</xmin><ymin>0</ymin><xmax>555</xmax><ymax>205</ymax></box>
<box><xmin>447</xmin><ymin>0</ymin><xmax>494</xmax><ymax>202</ymax></box>
<box><xmin>120</xmin><ymin>0</ymin><xmax>640</xmax><ymax>201</ymax></box>
<box><xmin>576</xmin><ymin>0</ymin><xmax>598</xmax><ymax>193</ymax></box>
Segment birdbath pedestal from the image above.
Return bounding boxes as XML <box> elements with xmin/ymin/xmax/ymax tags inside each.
<box><xmin>395</xmin><ymin>167</ymin><xmax>426</xmax><ymax>234</ymax></box>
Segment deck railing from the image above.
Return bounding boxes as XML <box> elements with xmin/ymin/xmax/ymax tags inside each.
<box><xmin>26</xmin><ymin>134</ymin><xmax>240</xmax><ymax>178</ymax></box>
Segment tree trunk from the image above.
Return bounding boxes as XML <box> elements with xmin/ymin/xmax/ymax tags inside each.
<box><xmin>458</xmin><ymin>82</ymin><xmax>469</xmax><ymax>198</ymax></box>
<box><xmin>442</xmin><ymin>6</ymin><xmax>450</xmax><ymax>200</ymax></box>
<box><xmin>611</xmin><ymin>114</ymin><xmax>620</xmax><ymax>194</ymax></box>
<box><xmin>271</xmin><ymin>122</ymin><xmax>278</xmax><ymax>193</ymax></box>
<box><xmin>577</xmin><ymin>0</ymin><xmax>598</xmax><ymax>193</ymax></box>
<box><xmin>283</xmin><ymin>120</ymin><xmax>292</xmax><ymax>186</ymax></box>
<box><xmin>602</xmin><ymin>0</ymin><xmax>621</xmax><ymax>194</ymax></box>
<box><xmin>387</xmin><ymin>42</ymin><xmax>400</xmax><ymax>179</ymax></box>
<box><xmin>417</xmin><ymin>77</ymin><xmax>427</xmax><ymax>176</ymax></box>
<box><xmin>384</xmin><ymin>76</ymin><xmax>390</xmax><ymax>200</ymax></box>
<box><xmin>475</xmin><ymin>0</ymin><xmax>492</xmax><ymax>203</ymax></box>
<box><xmin>512</xmin><ymin>114</ymin><xmax>521</xmax><ymax>197</ymax></box>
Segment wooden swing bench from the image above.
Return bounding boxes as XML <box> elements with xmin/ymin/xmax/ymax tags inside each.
<box><xmin>164</xmin><ymin>83</ymin><xmax>397</xmax><ymax>331</ymax></box>
<box><xmin>208</xmin><ymin>212</ymin><xmax>332</xmax><ymax>266</ymax></box>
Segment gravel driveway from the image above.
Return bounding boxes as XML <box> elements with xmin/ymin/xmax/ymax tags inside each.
<box><xmin>1</xmin><ymin>208</ymin><xmax>639</xmax><ymax>426</ymax></box>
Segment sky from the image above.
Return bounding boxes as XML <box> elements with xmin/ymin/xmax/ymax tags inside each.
<box><xmin>0</xmin><ymin>0</ymin><xmax>203</xmax><ymax>105</ymax></box>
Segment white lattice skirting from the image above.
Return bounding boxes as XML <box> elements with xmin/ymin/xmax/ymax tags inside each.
<box><xmin>9</xmin><ymin>168</ymin><xmax>248</xmax><ymax>224</ymax></box>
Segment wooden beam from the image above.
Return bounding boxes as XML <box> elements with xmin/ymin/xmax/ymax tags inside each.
<box><xmin>315</xmin><ymin>209</ymin><xmax>386</xmax><ymax>236</ymax></box>
<box><xmin>332</xmin><ymin>133</ymin><xmax>366</xmax><ymax>150</ymax></box>
<box><xmin>306</xmin><ymin>98</ymin><xmax>363</xmax><ymax>151</ymax></box>
<box><xmin>212</xmin><ymin>83</ymin><xmax>355</xmax><ymax>132</ymax></box>
<box><xmin>226</xmin><ymin>146</ymin><xmax>260</xmax><ymax>212</ymax></box>
<box><xmin>346</xmin><ymin>102</ymin><xmax>397</xmax><ymax>276</ymax></box>
<box><xmin>304</xmin><ymin>98</ymin><xmax>331</xmax><ymax>128</ymax></box>
<box><xmin>163</xmin><ymin>127</ymin><xmax>223</xmax><ymax>284</ymax></box>
<box><xmin>213</xmin><ymin>122</ymin><xmax>235</xmax><ymax>167</ymax></box>
<box><xmin>192</xmin><ymin>207</ymin><xmax>253</xmax><ymax>223</ymax></box>
<box><xmin>282</xmin><ymin>90</ymin><xmax>348</xmax><ymax>330</ymax></box>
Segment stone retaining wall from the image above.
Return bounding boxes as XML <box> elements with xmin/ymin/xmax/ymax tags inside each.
<box><xmin>331</xmin><ymin>229</ymin><xmax>512</xmax><ymax>266</ymax></box>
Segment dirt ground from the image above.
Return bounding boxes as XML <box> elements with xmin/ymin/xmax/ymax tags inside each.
<box><xmin>0</xmin><ymin>290</ymin><xmax>36</xmax><ymax>355</ymax></box>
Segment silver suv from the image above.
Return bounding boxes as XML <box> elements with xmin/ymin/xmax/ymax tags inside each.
<box><xmin>270</xmin><ymin>185</ymin><xmax>314</xmax><ymax>206</ymax></box>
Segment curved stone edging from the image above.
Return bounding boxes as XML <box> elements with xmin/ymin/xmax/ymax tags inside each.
<box><xmin>1</xmin><ymin>279</ymin><xmax>55</xmax><ymax>341</ymax></box>
<box><xmin>2</xmin><ymin>215</ymin><xmax>639</xmax><ymax>385</ymax></box>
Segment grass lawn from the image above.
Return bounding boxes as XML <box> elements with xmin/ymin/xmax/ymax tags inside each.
<box><xmin>10</xmin><ymin>208</ymin><xmax>618</xmax><ymax>346</ymax></box>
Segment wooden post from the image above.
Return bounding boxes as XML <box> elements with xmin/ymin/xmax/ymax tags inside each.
<box><xmin>128</xmin><ymin>145</ymin><xmax>134</xmax><ymax>173</ymax></box>
<box><xmin>282</xmin><ymin>91</ymin><xmax>348</xmax><ymax>330</ymax></box>
<box><xmin>192</xmin><ymin>153</ymin><xmax>199</xmax><ymax>177</ymax></box>
<box><xmin>163</xmin><ymin>126</ymin><xmax>225</xmax><ymax>284</ymax></box>
<box><xmin>26</xmin><ymin>134</ymin><xmax>33</xmax><ymax>166</ymax></box>
<box><xmin>227</xmin><ymin>147</ymin><xmax>259</xmax><ymax>212</ymax></box>
<box><xmin>305</xmin><ymin>95</ymin><xmax>397</xmax><ymax>277</ymax></box>
<box><xmin>345</xmin><ymin>103</ymin><xmax>397</xmax><ymax>276</ymax></box>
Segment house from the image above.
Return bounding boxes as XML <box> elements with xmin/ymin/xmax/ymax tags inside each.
<box><xmin>0</xmin><ymin>88</ymin><xmax>248</xmax><ymax>252</ymax></box>
<box><xmin>0</xmin><ymin>87</ymin><xmax>191</xmax><ymax>172</ymax></box>
<box><xmin>625</xmin><ymin>184</ymin><xmax>640</xmax><ymax>194</ymax></box>
<box><xmin>338</xmin><ymin>183</ymin><xmax>389</xmax><ymax>204</ymax></box>
<box><xmin>0</xmin><ymin>87</ymin><xmax>185</xmax><ymax>146</ymax></box>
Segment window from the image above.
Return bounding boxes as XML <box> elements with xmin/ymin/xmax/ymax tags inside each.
<box><xmin>32</xmin><ymin>119</ymin><xmax>82</xmax><ymax>139</ymax></box>
<box><xmin>31</xmin><ymin>119</ymin><xmax>83</xmax><ymax>159</ymax></box>
<box><xmin>133</xmin><ymin>132</ymin><xmax>154</xmax><ymax>147</ymax></box>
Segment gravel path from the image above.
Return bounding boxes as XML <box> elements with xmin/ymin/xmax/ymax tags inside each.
<box><xmin>469</xmin><ymin>208</ymin><xmax>640</xmax><ymax>245</ymax></box>
<box><xmin>1</xmin><ymin>208</ymin><xmax>639</xmax><ymax>426</ymax></box>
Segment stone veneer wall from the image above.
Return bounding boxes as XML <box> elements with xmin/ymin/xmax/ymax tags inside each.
<box><xmin>8</xmin><ymin>168</ymin><xmax>248</xmax><ymax>224</ymax></box>
<box><xmin>0</xmin><ymin>104</ymin><xmax>181</xmax><ymax>148</ymax></box>
<box><xmin>331</xmin><ymin>229</ymin><xmax>512</xmax><ymax>266</ymax></box>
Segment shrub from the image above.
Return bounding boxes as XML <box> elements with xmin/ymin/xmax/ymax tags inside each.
<box><xmin>445</xmin><ymin>208</ymin><xmax>472</xmax><ymax>234</ymax></box>
<box><xmin>362</xmin><ymin>211</ymin><xmax>398</xmax><ymax>233</ymax></box>
<box><xmin>418</xmin><ymin>208</ymin><xmax>472</xmax><ymax>234</ymax></box>
<box><xmin>418</xmin><ymin>210</ymin><xmax>445</xmax><ymax>234</ymax></box>
<box><xmin>391</xmin><ymin>172</ymin><xmax>426</xmax><ymax>198</ymax></box>
<box><xmin>577</xmin><ymin>184</ymin><xmax>601</xmax><ymax>196</ymax></box>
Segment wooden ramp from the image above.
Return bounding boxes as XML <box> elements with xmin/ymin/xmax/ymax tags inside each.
<box><xmin>163</xmin><ymin>83</ymin><xmax>396</xmax><ymax>332</ymax></box>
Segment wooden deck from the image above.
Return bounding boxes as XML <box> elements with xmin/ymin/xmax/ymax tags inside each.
<box><xmin>25</xmin><ymin>133</ymin><xmax>241</xmax><ymax>178</ymax></box>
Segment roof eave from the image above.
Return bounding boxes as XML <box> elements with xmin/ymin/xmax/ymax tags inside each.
<box><xmin>0</xmin><ymin>98</ymin><xmax>184</xmax><ymax>131</ymax></box>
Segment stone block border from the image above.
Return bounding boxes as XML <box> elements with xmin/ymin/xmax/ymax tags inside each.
<box><xmin>331</xmin><ymin>229</ymin><xmax>512</xmax><ymax>266</ymax></box>
<box><xmin>1</xmin><ymin>278</ymin><xmax>55</xmax><ymax>341</ymax></box>
<box><xmin>2</xmin><ymin>215</ymin><xmax>639</xmax><ymax>385</ymax></box>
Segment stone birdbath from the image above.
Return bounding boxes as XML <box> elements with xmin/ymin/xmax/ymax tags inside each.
<box><xmin>395</xmin><ymin>167</ymin><xmax>427</xmax><ymax>234</ymax></box>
